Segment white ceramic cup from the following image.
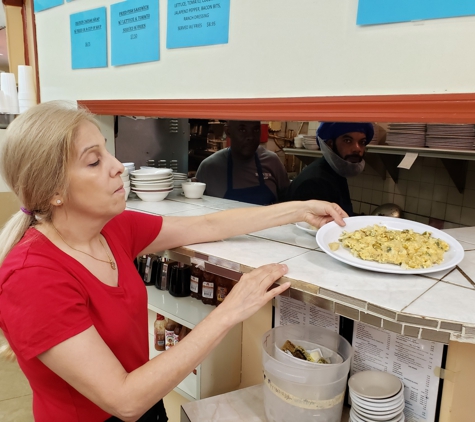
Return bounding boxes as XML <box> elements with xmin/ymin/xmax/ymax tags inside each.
<box><xmin>294</xmin><ymin>135</ymin><xmax>304</xmax><ymax>148</ymax></box>
<box><xmin>17</xmin><ymin>65</ymin><xmax>36</xmax><ymax>96</ymax></box>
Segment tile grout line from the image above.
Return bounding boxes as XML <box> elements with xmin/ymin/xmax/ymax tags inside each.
<box><xmin>400</xmin><ymin>279</ymin><xmax>443</xmax><ymax>314</ymax></box>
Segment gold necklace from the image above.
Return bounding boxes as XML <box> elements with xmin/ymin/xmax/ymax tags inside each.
<box><xmin>51</xmin><ymin>223</ymin><xmax>116</xmax><ymax>270</ymax></box>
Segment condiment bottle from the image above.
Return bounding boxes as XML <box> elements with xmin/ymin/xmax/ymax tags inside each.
<box><xmin>158</xmin><ymin>258</ymin><xmax>176</xmax><ymax>291</ymax></box>
<box><xmin>154</xmin><ymin>314</ymin><xmax>166</xmax><ymax>351</ymax></box>
<box><xmin>215</xmin><ymin>275</ymin><xmax>235</xmax><ymax>306</ymax></box>
<box><xmin>201</xmin><ymin>271</ymin><xmax>216</xmax><ymax>306</ymax></box>
<box><xmin>190</xmin><ymin>259</ymin><xmax>204</xmax><ymax>300</ymax></box>
<box><xmin>151</xmin><ymin>255</ymin><xmax>162</xmax><ymax>289</ymax></box>
<box><xmin>173</xmin><ymin>324</ymin><xmax>182</xmax><ymax>346</ymax></box>
<box><xmin>178</xmin><ymin>325</ymin><xmax>188</xmax><ymax>342</ymax></box>
<box><xmin>165</xmin><ymin>319</ymin><xmax>177</xmax><ymax>350</ymax></box>
<box><xmin>137</xmin><ymin>255</ymin><xmax>148</xmax><ymax>280</ymax></box>
<box><xmin>143</xmin><ymin>255</ymin><xmax>155</xmax><ymax>286</ymax></box>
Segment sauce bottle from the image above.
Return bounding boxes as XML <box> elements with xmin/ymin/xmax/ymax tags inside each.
<box><xmin>158</xmin><ymin>258</ymin><xmax>176</xmax><ymax>291</ymax></box>
<box><xmin>154</xmin><ymin>314</ymin><xmax>166</xmax><ymax>351</ymax></box>
<box><xmin>165</xmin><ymin>319</ymin><xmax>177</xmax><ymax>350</ymax></box>
<box><xmin>201</xmin><ymin>271</ymin><xmax>216</xmax><ymax>306</ymax></box>
<box><xmin>215</xmin><ymin>275</ymin><xmax>236</xmax><ymax>306</ymax></box>
<box><xmin>190</xmin><ymin>259</ymin><xmax>205</xmax><ymax>300</ymax></box>
<box><xmin>178</xmin><ymin>325</ymin><xmax>188</xmax><ymax>342</ymax></box>
<box><xmin>137</xmin><ymin>255</ymin><xmax>148</xmax><ymax>280</ymax></box>
<box><xmin>173</xmin><ymin>324</ymin><xmax>182</xmax><ymax>346</ymax></box>
<box><xmin>143</xmin><ymin>255</ymin><xmax>155</xmax><ymax>286</ymax></box>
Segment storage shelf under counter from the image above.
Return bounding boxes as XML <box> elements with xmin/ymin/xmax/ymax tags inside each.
<box><xmin>147</xmin><ymin>288</ymin><xmax>242</xmax><ymax>401</ymax></box>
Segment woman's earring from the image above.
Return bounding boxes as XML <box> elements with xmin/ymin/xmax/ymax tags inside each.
<box><xmin>56</xmin><ymin>200</ymin><xmax>62</xmax><ymax>205</ymax></box>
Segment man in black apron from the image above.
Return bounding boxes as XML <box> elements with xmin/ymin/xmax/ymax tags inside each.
<box><xmin>196</xmin><ymin>121</ymin><xmax>290</xmax><ymax>205</ymax></box>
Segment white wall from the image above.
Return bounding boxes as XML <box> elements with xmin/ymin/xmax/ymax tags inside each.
<box><xmin>35</xmin><ymin>0</ymin><xmax>475</xmax><ymax>102</ymax></box>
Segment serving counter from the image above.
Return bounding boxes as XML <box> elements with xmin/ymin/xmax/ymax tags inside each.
<box><xmin>127</xmin><ymin>191</ymin><xmax>475</xmax><ymax>422</ymax></box>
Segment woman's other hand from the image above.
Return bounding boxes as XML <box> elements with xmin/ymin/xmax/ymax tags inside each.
<box><xmin>217</xmin><ymin>263</ymin><xmax>290</xmax><ymax>325</ymax></box>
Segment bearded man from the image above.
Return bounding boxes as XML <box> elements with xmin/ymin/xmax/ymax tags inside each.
<box><xmin>285</xmin><ymin>122</ymin><xmax>374</xmax><ymax>216</ymax></box>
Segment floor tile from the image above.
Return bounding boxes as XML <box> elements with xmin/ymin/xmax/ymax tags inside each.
<box><xmin>0</xmin><ymin>360</ymin><xmax>31</xmax><ymax>400</ymax></box>
<box><xmin>0</xmin><ymin>395</ymin><xmax>33</xmax><ymax>422</ymax></box>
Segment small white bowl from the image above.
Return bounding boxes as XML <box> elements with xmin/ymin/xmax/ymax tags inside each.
<box><xmin>181</xmin><ymin>182</ymin><xmax>206</xmax><ymax>199</ymax></box>
<box><xmin>124</xmin><ymin>186</ymin><xmax>130</xmax><ymax>200</ymax></box>
<box><xmin>123</xmin><ymin>180</ymin><xmax>131</xmax><ymax>188</ymax></box>
<box><xmin>134</xmin><ymin>189</ymin><xmax>172</xmax><ymax>202</ymax></box>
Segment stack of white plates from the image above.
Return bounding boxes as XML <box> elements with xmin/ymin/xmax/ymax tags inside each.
<box><xmin>122</xmin><ymin>162</ymin><xmax>135</xmax><ymax>173</ymax></box>
<box><xmin>121</xmin><ymin>167</ymin><xmax>131</xmax><ymax>200</ymax></box>
<box><xmin>348</xmin><ymin>371</ymin><xmax>405</xmax><ymax>422</ymax></box>
<box><xmin>130</xmin><ymin>168</ymin><xmax>174</xmax><ymax>202</ymax></box>
<box><xmin>426</xmin><ymin>124</ymin><xmax>475</xmax><ymax>150</ymax></box>
<box><xmin>302</xmin><ymin>135</ymin><xmax>319</xmax><ymax>150</ymax></box>
<box><xmin>386</xmin><ymin>123</ymin><xmax>426</xmax><ymax>147</ymax></box>
<box><xmin>172</xmin><ymin>172</ymin><xmax>188</xmax><ymax>190</ymax></box>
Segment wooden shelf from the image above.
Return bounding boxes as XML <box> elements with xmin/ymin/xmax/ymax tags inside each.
<box><xmin>283</xmin><ymin>145</ymin><xmax>475</xmax><ymax>193</ymax></box>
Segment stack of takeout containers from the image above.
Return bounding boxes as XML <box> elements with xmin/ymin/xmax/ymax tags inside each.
<box><xmin>348</xmin><ymin>371</ymin><xmax>405</xmax><ymax>422</ymax></box>
<box><xmin>0</xmin><ymin>72</ymin><xmax>19</xmax><ymax>114</ymax></box>
<box><xmin>130</xmin><ymin>168</ymin><xmax>174</xmax><ymax>202</ymax></box>
<box><xmin>17</xmin><ymin>66</ymin><xmax>37</xmax><ymax>114</ymax></box>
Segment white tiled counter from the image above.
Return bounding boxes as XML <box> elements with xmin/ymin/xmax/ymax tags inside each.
<box><xmin>128</xmin><ymin>191</ymin><xmax>475</xmax><ymax>345</ymax></box>
<box><xmin>129</xmin><ymin>192</ymin><xmax>475</xmax><ymax>422</ymax></box>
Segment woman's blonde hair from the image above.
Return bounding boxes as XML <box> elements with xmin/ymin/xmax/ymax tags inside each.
<box><xmin>0</xmin><ymin>101</ymin><xmax>99</xmax><ymax>360</ymax></box>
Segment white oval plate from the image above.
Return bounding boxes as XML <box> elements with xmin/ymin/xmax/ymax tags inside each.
<box><xmin>316</xmin><ymin>216</ymin><xmax>464</xmax><ymax>274</ymax></box>
<box><xmin>348</xmin><ymin>371</ymin><xmax>402</xmax><ymax>399</ymax></box>
<box><xmin>295</xmin><ymin>221</ymin><xmax>318</xmax><ymax>236</ymax></box>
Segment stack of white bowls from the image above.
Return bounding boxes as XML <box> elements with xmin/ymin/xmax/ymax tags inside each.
<box><xmin>302</xmin><ymin>135</ymin><xmax>319</xmax><ymax>150</ymax></box>
<box><xmin>172</xmin><ymin>172</ymin><xmax>188</xmax><ymax>190</ymax></box>
<box><xmin>348</xmin><ymin>371</ymin><xmax>405</xmax><ymax>422</ymax></box>
<box><xmin>1</xmin><ymin>73</ymin><xmax>19</xmax><ymax>114</ymax></box>
<box><xmin>17</xmin><ymin>66</ymin><xmax>37</xmax><ymax>113</ymax></box>
<box><xmin>130</xmin><ymin>168</ymin><xmax>174</xmax><ymax>202</ymax></box>
<box><xmin>121</xmin><ymin>168</ymin><xmax>131</xmax><ymax>200</ymax></box>
<box><xmin>122</xmin><ymin>162</ymin><xmax>135</xmax><ymax>173</ymax></box>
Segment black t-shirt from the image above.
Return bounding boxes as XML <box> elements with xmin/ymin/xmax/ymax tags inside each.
<box><xmin>285</xmin><ymin>157</ymin><xmax>354</xmax><ymax>216</ymax></box>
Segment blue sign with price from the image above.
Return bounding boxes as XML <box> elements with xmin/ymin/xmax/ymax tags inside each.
<box><xmin>70</xmin><ymin>7</ymin><xmax>108</xmax><ymax>69</ymax></box>
<box><xmin>357</xmin><ymin>0</ymin><xmax>475</xmax><ymax>25</ymax></box>
<box><xmin>34</xmin><ymin>0</ymin><xmax>63</xmax><ymax>13</ymax></box>
<box><xmin>111</xmin><ymin>0</ymin><xmax>160</xmax><ymax>66</ymax></box>
<box><xmin>167</xmin><ymin>0</ymin><xmax>230</xmax><ymax>49</ymax></box>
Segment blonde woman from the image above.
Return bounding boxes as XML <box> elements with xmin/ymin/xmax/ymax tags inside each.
<box><xmin>0</xmin><ymin>101</ymin><xmax>347</xmax><ymax>422</ymax></box>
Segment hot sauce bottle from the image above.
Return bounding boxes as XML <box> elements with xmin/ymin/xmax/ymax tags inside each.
<box><xmin>201</xmin><ymin>271</ymin><xmax>216</xmax><ymax>306</ymax></box>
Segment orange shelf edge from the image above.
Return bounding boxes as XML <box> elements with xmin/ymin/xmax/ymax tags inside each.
<box><xmin>78</xmin><ymin>93</ymin><xmax>475</xmax><ymax>123</ymax></box>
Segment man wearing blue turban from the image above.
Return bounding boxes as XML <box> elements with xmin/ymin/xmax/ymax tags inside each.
<box><xmin>285</xmin><ymin>122</ymin><xmax>374</xmax><ymax>216</ymax></box>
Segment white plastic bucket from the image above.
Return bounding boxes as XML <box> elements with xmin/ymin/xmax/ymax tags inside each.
<box><xmin>262</xmin><ymin>324</ymin><xmax>353</xmax><ymax>422</ymax></box>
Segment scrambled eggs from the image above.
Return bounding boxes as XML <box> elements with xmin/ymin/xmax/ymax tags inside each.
<box><xmin>336</xmin><ymin>224</ymin><xmax>449</xmax><ymax>269</ymax></box>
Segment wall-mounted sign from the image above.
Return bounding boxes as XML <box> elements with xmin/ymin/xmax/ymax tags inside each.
<box><xmin>111</xmin><ymin>0</ymin><xmax>160</xmax><ymax>66</ymax></box>
<box><xmin>70</xmin><ymin>7</ymin><xmax>108</xmax><ymax>69</ymax></box>
<box><xmin>34</xmin><ymin>0</ymin><xmax>64</xmax><ymax>13</ymax></box>
<box><xmin>167</xmin><ymin>0</ymin><xmax>230</xmax><ymax>49</ymax></box>
<box><xmin>358</xmin><ymin>0</ymin><xmax>475</xmax><ymax>25</ymax></box>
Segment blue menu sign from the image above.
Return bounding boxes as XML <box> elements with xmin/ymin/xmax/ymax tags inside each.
<box><xmin>111</xmin><ymin>0</ymin><xmax>160</xmax><ymax>66</ymax></box>
<box><xmin>34</xmin><ymin>0</ymin><xmax>63</xmax><ymax>13</ymax></box>
<box><xmin>70</xmin><ymin>7</ymin><xmax>108</xmax><ymax>69</ymax></box>
<box><xmin>358</xmin><ymin>0</ymin><xmax>475</xmax><ymax>25</ymax></box>
<box><xmin>167</xmin><ymin>0</ymin><xmax>230</xmax><ymax>49</ymax></box>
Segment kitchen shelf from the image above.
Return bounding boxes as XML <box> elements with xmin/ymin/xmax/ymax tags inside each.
<box><xmin>283</xmin><ymin>145</ymin><xmax>475</xmax><ymax>193</ymax></box>
<box><xmin>146</xmin><ymin>288</ymin><xmax>242</xmax><ymax>401</ymax></box>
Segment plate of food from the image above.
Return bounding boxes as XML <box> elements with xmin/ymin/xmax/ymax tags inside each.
<box><xmin>295</xmin><ymin>221</ymin><xmax>319</xmax><ymax>236</ymax></box>
<box><xmin>316</xmin><ymin>216</ymin><xmax>464</xmax><ymax>274</ymax></box>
